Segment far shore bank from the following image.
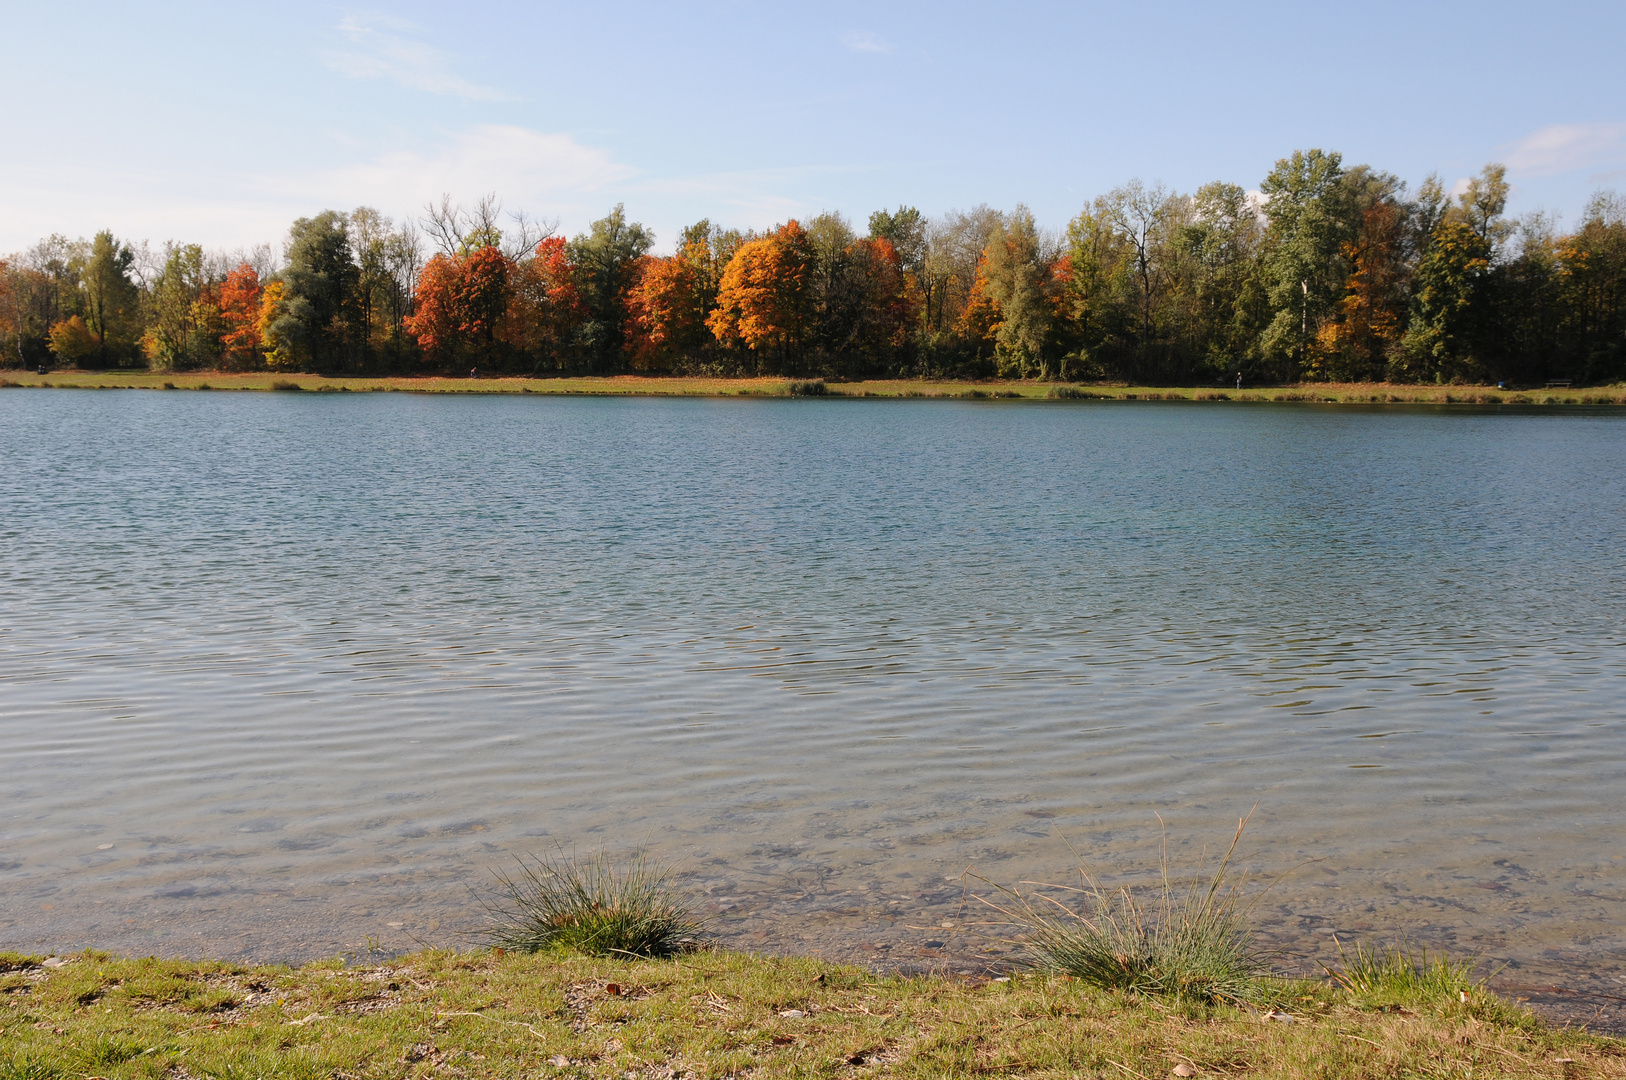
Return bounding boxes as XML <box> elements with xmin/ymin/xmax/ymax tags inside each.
<box><xmin>5</xmin><ymin>370</ymin><xmax>1626</xmax><ymax>405</ymax></box>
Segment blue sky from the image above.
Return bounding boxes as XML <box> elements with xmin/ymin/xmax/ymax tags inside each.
<box><xmin>4</xmin><ymin>0</ymin><xmax>1623</xmax><ymax>255</ymax></box>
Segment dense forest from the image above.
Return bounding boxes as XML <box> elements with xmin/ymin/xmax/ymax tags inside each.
<box><xmin>4</xmin><ymin>150</ymin><xmax>1624</xmax><ymax>385</ymax></box>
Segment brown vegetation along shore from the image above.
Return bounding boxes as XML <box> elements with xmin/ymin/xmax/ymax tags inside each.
<box><xmin>5</xmin><ymin>372</ymin><xmax>1626</xmax><ymax>405</ymax></box>
<box><xmin>3</xmin><ymin>948</ymin><xmax>1623</xmax><ymax>1079</ymax></box>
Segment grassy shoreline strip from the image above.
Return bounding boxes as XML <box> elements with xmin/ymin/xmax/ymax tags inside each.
<box><xmin>1</xmin><ymin>947</ymin><xmax>1619</xmax><ymax>1079</ymax></box>
<box><xmin>3</xmin><ymin>371</ymin><xmax>1626</xmax><ymax>405</ymax></box>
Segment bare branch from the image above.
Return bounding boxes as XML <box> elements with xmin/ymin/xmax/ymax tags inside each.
<box><xmin>422</xmin><ymin>194</ymin><xmax>466</xmax><ymax>257</ymax></box>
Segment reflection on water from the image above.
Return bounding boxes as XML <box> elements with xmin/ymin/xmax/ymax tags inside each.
<box><xmin>1</xmin><ymin>391</ymin><xmax>1623</xmax><ymax>1002</ymax></box>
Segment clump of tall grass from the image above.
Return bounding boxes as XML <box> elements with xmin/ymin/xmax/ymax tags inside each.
<box><xmin>786</xmin><ymin>378</ymin><xmax>826</xmax><ymax>396</ymax></box>
<box><xmin>481</xmin><ymin>848</ymin><xmax>706</xmax><ymax>958</ymax></box>
<box><xmin>268</xmin><ymin>379</ymin><xmax>303</xmax><ymax>392</ymax></box>
<box><xmin>1323</xmin><ymin>936</ymin><xmax>1486</xmax><ymax>1009</ymax></box>
<box><xmin>973</xmin><ymin>815</ymin><xmax>1271</xmax><ymax>1004</ymax></box>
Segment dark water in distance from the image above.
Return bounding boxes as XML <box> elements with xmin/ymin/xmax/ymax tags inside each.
<box><xmin>3</xmin><ymin>391</ymin><xmax>1624</xmax><ymax>997</ymax></box>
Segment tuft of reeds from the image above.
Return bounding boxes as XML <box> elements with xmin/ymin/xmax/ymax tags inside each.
<box><xmin>480</xmin><ymin>848</ymin><xmax>706</xmax><ymax>959</ymax></box>
<box><xmin>972</xmin><ymin>815</ymin><xmax>1271</xmax><ymax>1004</ymax></box>
<box><xmin>268</xmin><ymin>379</ymin><xmax>303</xmax><ymax>392</ymax></box>
<box><xmin>786</xmin><ymin>378</ymin><xmax>826</xmax><ymax>396</ymax></box>
<box><xmin>1323</xmin><ymin>936</ymin><xmax>1486</xmax><ymax>1009</ymax></box>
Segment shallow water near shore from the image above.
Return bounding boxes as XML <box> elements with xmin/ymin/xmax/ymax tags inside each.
<box><xmin>2</xmin><ymin>392</ymin><xmax>1624</xmax><ymax>1012</ymax></box>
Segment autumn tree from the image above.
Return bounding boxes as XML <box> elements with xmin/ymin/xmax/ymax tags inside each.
<box><xmin>503</xmin><ymin>236</ymin><xmax>586</xmax><ymax>371</ymax></box>
<box><xmin>0</xmin><ymin>259</ymin><xmax>20</xmax><ymax>366</ymax></box>
<box><xmin>48</xmin><ymin>316</ymin><xmax>98</xmax><ymax>363</ymax></box>
<box><xmin>708</xmin><ymin>219</ymin><xmax>814</xmax><ymax>366</ymax></box>
<box><xmin>840</xmin><ymin>237</ymin><xmax>909</xmax><ymax>368</ymax></box>
<box><xmin>868</xmin><ymin>206</ymin><xmax>928</xmax><ymax>279</ymax></box>
<box><xmin>1307</xmin><ymin>171</ymin><xmax>1409</xmax><ymax>381</ymax></box>
<box><xmin>980</xmin><ymin>206</ymin><xmax>1054</xmax><ymax>377</ymax></box>
<box><xmin>921</xmin><ymin>206</ymin><xmax>1003</xmax><ymax>348</ymax></box>
<box><xmin>257</xmin><ymin>282</ymin><xmax>296</xmax><ymax>370</ymax></box>
<box><xmin>218</xmin><ymin>264</ymin><xmax>265</xmax><ymax>368</ymax></box>
<box><xmin>4</xmin><ymin>236</ymin><xmax>82</xmax><ymax>365</ymax></box>
<box><xmin>1553</xmin><ymin>191</ymin><xmax>1626</xmax><ymax>380</ymax></box>
<box><xmin>404</xmin><ymin>245</ymin><xmax>513</xmax><ymax>365</ymax></box>
<box><xmin>623</xmin><ymin>253</ymin><xmax>706</xmax><ymax>369</ymax></box>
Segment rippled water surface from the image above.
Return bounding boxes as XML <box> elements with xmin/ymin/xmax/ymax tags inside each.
<box><xmin>3</xmin><ymin>390</ymin><xmax>1624</xmax><ymax>995</ymax></box>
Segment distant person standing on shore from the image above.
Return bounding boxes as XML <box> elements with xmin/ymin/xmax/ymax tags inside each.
<box><xmin>1236</xmin><ymin>371</ymin><xmax>1243</xmax><ymax>391</ymax></box>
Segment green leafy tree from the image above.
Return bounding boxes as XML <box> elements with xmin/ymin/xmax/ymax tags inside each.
<box><xmin>1059</xmin><ymin>201</ymin><xmax>1134</xmax><ymax>377</ymax></box>
<box><xmin>913</xmin><ymin>206</ymin><xmax>1003</xmax><ymax>376</ymax></box>
<box><xmin>1554</xmin><ymin>191</ymin><xmax>1626</xmax><ymax>380</ymax></box>
<box><xmin>867</xmin><ymin>206</ymin><xmax>928</xmax><ymax>278</ymax></box>
<box><xmin>81</xmin><ymin>230</ymin><xmax>139</xmax><ymax>366</ymax></box>
<box><xmin>1399</xmin><ymin>219</ymin><xmax>1490</xmax><ymax>381</ymax></box>
<box><xmin>1397</xmin><ymin>165</ymin><xmax>1507</xmax><ymax>382</ymax></box>
<box><xmin>142</xmin><ymin>243</ymin><xmax>220</xmax><ymax>371</ymax></box>
<box><xmin>567</xmin><ymin>204</ymin><xmax>653</xmax><ymax>370</ymax></box>
<box><xmin>1175</xmin><ymin>182</ymin><xmax>1268</xmax><ymax>380</ymax></box>
<box><xmin>981</xmin><ymin>206</ymin><xmax>1053</xmax><ymax>377</ymax></box>
<box><xmin>1259</xmin><ymin>149</ymin><xmax>1355</xmax><ymax>375</ymax></box>
<box><xmin>269</xmin><ymin>211</ymin><xmax>359</xmax><ymax>371</ymax></box>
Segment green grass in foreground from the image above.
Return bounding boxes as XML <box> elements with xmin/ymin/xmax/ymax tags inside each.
<box><xmin>0</xmin><ymin>947</ymin><xmax>1617</xmax><ymax>1079</ymax></box>
<box><xmin>1324</xmin><ymin>935</ymin><xmax>1490</xmax><ymax>1012</ymax></box>
<box><xmin>4</xmin><ymin>371</ymin><xmax>1626</xmax><ymax>404</ymax></box>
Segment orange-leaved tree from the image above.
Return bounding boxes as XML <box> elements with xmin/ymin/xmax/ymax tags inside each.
<box><xmin>842</xmin><ymin>237</ymin><xmax>909</xmax><ymax>363</ymax></box>
<box><xmin>218</xmin><ymin>263</ymin><xmax>264</xmax><ymax>368</ymax></box>
<box><xmin>956</xmin><ymin>251</ymin><xmax>1001</xmax><ymax>351</ymax></box>
<box><xmin>48</xmin><ymin>315</ymin><xmax>98</xmax><ymax>363</ymax></box>
<box><xmin>405</xmin><ymin>245</ymin><xmax>513</xmax><ymax>364</ymax></box>
<box><xmin>707</xmin><ymin>220</ymin><xmax>813</xmax><ymax>363</ymax></box>
<box><xmin>623</xmin><ymin>252</ymin><xmax>706</xmax><ymax>369</ymax></box>
<box><xmin>503</xmin><ymin>237</ymin><xmax>585</xmax><ymax>370</ymax></box>
<box><xmin>404</xmin><ymin>254</ymin><xmax>461</xmax><ymax>357</ymax></box>
<box><xmin>1313</xmin><ymin>202</ymin><xmax>1406</xmax><ymax>380</ymax></box>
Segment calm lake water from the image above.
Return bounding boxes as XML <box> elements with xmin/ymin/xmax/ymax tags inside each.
<box><xmin>3</xmin><ymin>390</ymin><xmax>1624</xmax><ymax>1000</ymax></box>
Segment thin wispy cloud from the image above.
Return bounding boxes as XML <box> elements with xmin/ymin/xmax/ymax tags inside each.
<box><xmin>320</xmin><ymin>124</ymin><xmax>636</xmax><ymax>210</ymax></box>
<box><xmin>1505</xmin><ymin>122</ymin><xmax>1626</xmax><ymax>176</ymax></box>
<box><xmin>0</xmin><ymin>125</ymin><xmax>637</xmax><ymax>252</ymax></box>
<box><xmin>326</xmin><ymin>15</ymin><xmax>512</xmax><ymax>101</ymax></box>
<box><xmin>840</xmin><ymin>31</ymin><xmax>892</xmax><ymax>54</ymax></box>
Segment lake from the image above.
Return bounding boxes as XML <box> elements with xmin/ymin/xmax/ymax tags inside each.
<box><xmin>2</xmin><ymin>390</ymin><xmax>1623</xmax><ymax>1002</ymax></box>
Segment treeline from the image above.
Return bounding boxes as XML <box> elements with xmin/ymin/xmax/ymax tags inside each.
<box><xmin>4</xmin><ymin>150</ymin><xmax>1624</xmax><ymax>385</ymax></box>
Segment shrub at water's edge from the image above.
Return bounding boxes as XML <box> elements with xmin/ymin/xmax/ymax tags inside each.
<box><xmin>970</xmin><ymin>815</ymin><xmax>1275</xmax><ymax>1005</ymax></box>
<box><xmin>480</xmin><ymin>847</ymin><xmax>707</xmax><ymax>959</ymax></box>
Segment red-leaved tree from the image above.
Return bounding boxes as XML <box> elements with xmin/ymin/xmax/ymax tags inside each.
<box><xmin>218</xmin><ymin>263</ymin><xmax>264</xmax><ymax>368</ymax></box>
